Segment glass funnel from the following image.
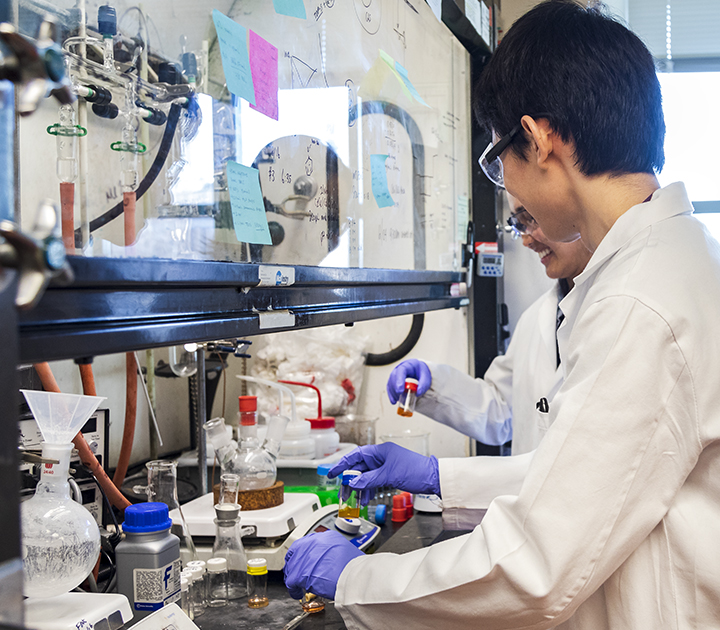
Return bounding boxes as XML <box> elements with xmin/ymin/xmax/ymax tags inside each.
<box><xmin>20</xmin><ymin>390</ymin><xmax>105</xmax><ymax>599</ymax></box>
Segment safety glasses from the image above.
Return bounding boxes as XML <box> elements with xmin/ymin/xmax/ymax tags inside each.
<box><xmin>478</xmin><ymin>124</ymin><xmax>522</xmax><ymax>189</ymax></box>
<box><xmin>479</xmin><ymin>114</ymin><xmax>552</xmax><ymax>188</ymax></box>
<box><xmin>506</xmin><ymin>208</ymin><xmax>538</xmax><ymax>237</ymax></box>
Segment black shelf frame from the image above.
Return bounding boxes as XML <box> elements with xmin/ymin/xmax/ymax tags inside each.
<box><xmin>18</xmin><ymin>257</ymin><xmax>467</xmax><ymax>363</ymax></box>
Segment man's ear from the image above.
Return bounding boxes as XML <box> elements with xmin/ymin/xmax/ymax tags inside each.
<box><xmin>520</xmin><ymin>115</ymin><xmax>554</xmax><ymax>169</ymax></box>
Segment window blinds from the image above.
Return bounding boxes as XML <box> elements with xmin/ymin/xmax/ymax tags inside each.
<box><xmin>628</xmin><ymin>0</ymin><xmax>720</xmax><ymax>60</ymax></box>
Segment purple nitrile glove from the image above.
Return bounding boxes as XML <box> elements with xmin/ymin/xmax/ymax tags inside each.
<box><xmin>284</xmin><ymin>530</ymin><xmax>364</xmax><ymax>600</ymax></box>
<box><xmin>328</xmin><ymin>443</ymin><xmax>441</xmax><ymax>505</ymax></box>
<box><xmin>386</xmin><ymin>359</ymin><xmax>432</xmax><ymax>404</ymax></box>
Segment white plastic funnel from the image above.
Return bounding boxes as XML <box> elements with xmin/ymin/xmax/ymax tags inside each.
<box><xmin>21</xmin><ymin>390</ymin><xmax>106</xmax><ymax>444</ymax></box>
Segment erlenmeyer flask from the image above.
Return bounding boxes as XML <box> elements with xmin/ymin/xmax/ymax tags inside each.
<box><xmin>212</xmin><ymin>503</ymin><xmax>251</xmax><ymax>599</ymax></box>
<box><xmin>134</xmin><ymin>460</ymin><xmax>198</xmax><ymax>563</ymax></box>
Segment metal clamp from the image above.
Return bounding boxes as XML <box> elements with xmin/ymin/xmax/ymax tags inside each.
<box><xmin>0</xmin><ymin>20</ymin><xmax>74</xmax><ymax>115</ymax></box>
<box><xmin>205</xmin><ymin>338</ymin><xmax>253</xmax><ymax>358</ymax></box>
<box><xmin>0</xmin><ymin>200</ymin><xmax>73</xmax><ymax>310</ymax></box>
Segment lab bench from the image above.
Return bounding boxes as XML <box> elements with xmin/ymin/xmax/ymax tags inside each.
<box><xmin>193</xmin><ymin>513</ymin><xmax>469</xmax><ymax>630</ymax></box>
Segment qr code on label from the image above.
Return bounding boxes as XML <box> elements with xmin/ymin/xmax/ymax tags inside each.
<box><xmin>134</xmin><ymin>567</ymin><xmax>164</xmax><ymax>603</ymax></box>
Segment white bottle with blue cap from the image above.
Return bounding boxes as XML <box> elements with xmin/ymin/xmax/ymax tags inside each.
<box><xmin>116</xmin><ymin>502</ymin><xmax>181</xmax><ymax>621</ymax></box>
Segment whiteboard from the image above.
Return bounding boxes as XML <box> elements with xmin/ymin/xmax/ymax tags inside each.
<box><xmin>17</xmin><ymin>0</ymin><xmax>471</xmax><ymax>270</ymax></box>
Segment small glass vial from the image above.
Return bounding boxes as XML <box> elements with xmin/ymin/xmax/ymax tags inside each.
<box><xmin>186</xmin><ymin>560</ymin><xmax>207</xmax><ymax>606</ymax></box>
<box><xmin>301</xmin><ymin>591</ymin><xmax>326</xmax><ymax>613</ymax></box>
<box><xmin>397</xmin><ymin>378</ymin><xmax>419</xmax><ymax>417</ymax></box>
<box><xmin>206</xmin><ymin>557</ymin><xmax>229</xmax><ymax>607</ymax></box>
<box><xmin>247</xmin><ymin>558</ymin><xmax>269</xmax><ymax>608</ymax></box>
<box><xmin>188</xmin><ymin>564</ymin><xmax>206</xmax><ymax>616</ymax></box>
<box><xmin>338</xmin><ymin>470</ymin><xmax>362</xmax><ymax>518</ymax></box>
<box><xmin>180</xmin><ymin>574</ymin><xmax>193</xmax><ymax>620</ymax></box>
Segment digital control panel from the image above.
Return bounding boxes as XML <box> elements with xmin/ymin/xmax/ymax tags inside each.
<box><xmin>477</xmin><ymin>252</ymin><xmax>504</xmax><ymax>277</ymax></box>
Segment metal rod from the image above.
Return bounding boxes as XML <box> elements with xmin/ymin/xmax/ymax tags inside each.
<box><xmin>134</xmin><ymin>351</ymin><xmax>163</xmax><ymax>446</ymax></box>
<box><xmin>196</xmin><ymin>345</ymin><xmax>208</xmax><ymax>494</ymax></box>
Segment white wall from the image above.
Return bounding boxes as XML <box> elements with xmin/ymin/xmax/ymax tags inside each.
<box><xmin>45</xmin><ymin>349</ymin><xmax>192</xmax><ymax>470</ymax></box>
<box><xmin>353</xmin><ymin>310</ymin><xmax>471</xmax><ymax>458</ymax></box>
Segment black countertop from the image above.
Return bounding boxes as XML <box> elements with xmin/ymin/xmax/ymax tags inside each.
<box><xmin>195</xmin><ymin>512</ymin><xmax>468</xmax><ymax>630</ymax></box>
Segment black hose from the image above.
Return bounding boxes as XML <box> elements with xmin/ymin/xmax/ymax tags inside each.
<box><xmin>74</xmin><ymin>101</ymin><xmax>184</xmax><ymax>247</ymax></box>
<box><xmin>365</xmin><ymin>313</ymin><xmax>425</xmax><ymax>366</ymax></box>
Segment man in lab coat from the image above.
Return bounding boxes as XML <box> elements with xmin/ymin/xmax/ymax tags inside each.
<box><xmin>285</xmin><ymin>2</ymin><xmax>720</xmax><ymax>627</ymax></box>
<box><xmin>388</xmin><ymin>193</ymin><xmax>591</xmax><ymax>457</ymax></box>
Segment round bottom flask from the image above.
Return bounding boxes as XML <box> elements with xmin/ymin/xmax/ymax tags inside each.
<box><xmin>22</xmin><ymin>443</ymin><xmax>101</xmax><ymax>598</ymax></box>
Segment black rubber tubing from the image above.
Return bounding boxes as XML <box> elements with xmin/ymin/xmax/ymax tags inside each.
<box><xmin>74</xmin><ymin>101</ymin><xmax>183</xmax><ymax>247</ymax></box>
<box><xmin>365</xmin><ymin>313</ymin><xmax>425</xmax><ymax>366</ymax></box>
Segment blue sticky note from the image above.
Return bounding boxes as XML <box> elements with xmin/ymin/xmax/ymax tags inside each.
<box><xmin>226</xmin><ymin>161</ymin><xmax>272</xmax><ymax>245</ymax></box>
<box><xmin>395</xmin><ymin>62</ymin><xmax>429</xmax><ymax>107</ymax></box>
<box><xmin>273</xmin><ymin>0</ymin><xmax>307</xmax><ymax>19</ymax></box>
<box><xmin>370</xmin><ymin>154</ymin><xmax>394</xmax><ymax>208</ymax></box>
<box><xmin>212</xmin><ymin>10</ymin><xmax>255</xmax><ymax>105</ymax></box>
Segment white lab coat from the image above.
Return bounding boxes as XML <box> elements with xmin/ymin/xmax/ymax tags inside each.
<box><xmin>417</xmin><ymin>284</ymin><xmax>564</xmax><ymax>454</ymax></box>
<box><xmin>337</xmin><ymin>183</ymin><xmax>720</xmax><ymax>629</ymax></box>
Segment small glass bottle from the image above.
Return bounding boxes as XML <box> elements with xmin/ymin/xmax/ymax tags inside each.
<box><xmin>188</xmin><ymin>564</ymin><xmax>206</xmax><ymax>616</ymax></box>
<box><xmin>338</xmin><ymin>470</ymin><xmax>362</xmax><ymax>518</ymax></box>
<box><xmin>186</xmin><ymin>560</ymin><xmax>207</xmax><ymax>606</ymax></box>
<box><xmin>247</xmin><ymin>558</ymin><xmax>269</xmax><ymax>608</ymax></box>
<box><xmin>180</xmin><ymin>574</ymin><xmax>193</xmax><ymax>620</ymax></box>
<box><xmin>301</xmin><ymin>591</ymin><xmax>326</xmax><ymax>613</ymax></box>
<box><xmin>206</xmin><ymin>557</ymin><xmax>229</xmax><ymax>607</ymax></box>
<box><xmin>397</xmin><ymin>378</ymin><xmax>419</xmax><ymax>417</ymax></box>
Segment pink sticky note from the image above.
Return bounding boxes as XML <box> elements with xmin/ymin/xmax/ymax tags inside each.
<box><xmin>249</xmin><ymin>30</ymin><xmax>279</xmax><ymax>121</ymax></box>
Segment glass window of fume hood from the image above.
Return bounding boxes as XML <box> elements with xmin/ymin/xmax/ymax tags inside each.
<box><xmin>16</xmin><ymin>0</ymin><xmax>471</xmax><ymax>271</ymax></box>
<box><xmin>656</xmin><ymin>71</ymin><xmax>720</xmax><ymax>239</ymax></box>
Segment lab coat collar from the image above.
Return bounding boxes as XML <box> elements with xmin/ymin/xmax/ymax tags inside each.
<box><xmin>573</xmin><ymin>182</ymin><xmax>693</xmax><ymax>288</ymax></box>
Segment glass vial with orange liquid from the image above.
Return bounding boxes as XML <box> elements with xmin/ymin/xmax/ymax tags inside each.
<box><xmin>338</xmin><ymin>470</ymin><xmax>362</xmax><ymax>518</ymax></box>
<box><xmin>396</xmin><ymin>378</ymin><xmax>419</xmax><ymax>417</ymax></box>
<box><xmin>246</xmin><ymin>558</ymin><xmax>269</xmax><ymax>608</ymax></box>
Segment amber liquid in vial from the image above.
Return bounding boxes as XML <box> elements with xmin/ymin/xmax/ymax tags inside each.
<box><xmin>338</xmin><ymin>505</ymin><xmax>360</xmax><ymax>518</ymax></box>
<box><xmin>248</xmin><ymin>595</ymin><xmax>269</xmax><ymax>608</ymax></box>
<box><xmin>397</xmin><ymin>407</ymin><xmax>414</xmax><ymax>417</ymax></box>
<box><xmin>301</xmin><ymin>593</ymin><xmax>326</xmax><ymax>613</ymax></box>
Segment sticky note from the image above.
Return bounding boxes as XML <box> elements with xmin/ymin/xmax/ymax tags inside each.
<box><xmin>273</xmin><ymin>0</ymin><xmax>307</xmax><ymax>19</ymax></box>
<box><xmin>370</xmin><ymin>154</ymin><xmax>394</xmax><ymax>208</ymax></box>
<box><xmin>378</xmin><ymin>50</ymin><xmax>428</xmax><ymax>107</ymax></box>
<box><xmin>379</xmin><ymin>50</ymin><xmax>413</xmax><ymax>101</ymax></box>
<box><xmin>212</xmin><ymin>10</ymin><xmax>255</xmax><ymax>105</ymax></box>
<box><xmin>395</xmin><ymin>62</ymin><xmax>429</xmax><ymax>107</ymax></box>
<box><xmin>249</xmin><ymin>30</ymin><xmax>279</xmax><ymax>120</ymax></box>
<box><xmin>457</xmin><ymin>195</ymin><xmax>469</xmax><ymax>239</ymax></box>
<box><xmin>226</xmin><ymin>161</ymin><xmax>272</xmax><ymax>245</ymax></box>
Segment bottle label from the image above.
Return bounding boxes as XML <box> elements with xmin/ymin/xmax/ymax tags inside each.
<box><xmin>132</xmin><ymin>559</ymin><xmax>181</xmax><ymax>611</ymax></box>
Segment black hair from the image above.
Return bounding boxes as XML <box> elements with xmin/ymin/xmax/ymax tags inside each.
<box><xmin>474</xmin><ymin>0</ymin><xmax>665</xmax><ymax>176</ymax></box>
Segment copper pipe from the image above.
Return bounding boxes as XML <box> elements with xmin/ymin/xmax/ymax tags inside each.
<box><xmin>112</xmin><ymin>353</ymin><xmax>137</xmax><ymax>489</ymax></box>
<box><xmin>111</xmin><ymin>190</ymin><xmax>140</xmax><ymax>489</ymax></box>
